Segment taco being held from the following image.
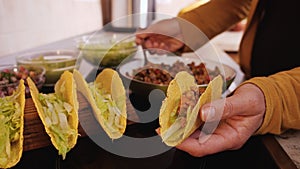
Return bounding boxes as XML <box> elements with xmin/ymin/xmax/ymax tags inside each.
<box><xmin>0</xmin><ymin>80</ymin><xmax>25</xmax><ymax>169</ymax></box>
<box><xmin>27</xmin><ymin>71</ymin><xmax>79</xmax><ymax>160</ymax></box>
<box><xmin>73</xmin><ymin>68</ymin><xmax>126</xmax><ymax>140</ymax></box>
<box><xmin>159</xmin><ymin>71</ymin><xmax>223</xmax><ymax>147</ymax></box>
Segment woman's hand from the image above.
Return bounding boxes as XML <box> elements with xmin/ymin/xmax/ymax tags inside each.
<box><xmin>176</xmin><ymin>83</ymin><xmax>266</xmax><ymax>157</ymax></box>
<box><xmin>135</xmin><ymin>18</ymin><xmax>185</xmax><ymax>54</ymax></box>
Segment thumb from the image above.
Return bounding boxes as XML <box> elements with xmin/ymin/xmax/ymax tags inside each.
<box><xmin>200</xmin><ymin>96</ymin><xmax>243</xmax><ymax>122</ymax></box>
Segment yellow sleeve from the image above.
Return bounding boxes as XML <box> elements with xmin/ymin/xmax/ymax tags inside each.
<box><xmin>176</xmin><ymin>0</ymin><xmax>251</xmax><ymax>50</ymax></box>
<box><xmin>243</xmin><ymin>67</ymin><xmax>300</xmax><ymax>135</ymax></box>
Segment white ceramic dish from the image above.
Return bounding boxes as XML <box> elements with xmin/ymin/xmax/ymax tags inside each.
<box><xmin>118</xmin><ymin>56</ymin><xmax>236</xmax><ymax>96</ymax></box>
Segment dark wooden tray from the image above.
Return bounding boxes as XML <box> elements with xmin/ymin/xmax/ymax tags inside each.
<box><xmin>19</xmin><ymin>93</ymin><xmax>298</xmax><ymax>169</ymax></box>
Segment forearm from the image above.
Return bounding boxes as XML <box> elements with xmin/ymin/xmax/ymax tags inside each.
<box><xmin>177</xmin><ymin>0</ymin><xmax>251</xmax><ymax>50</ymax></box>
<box><xmin>244</xmin><ymin>67</ymin><xmax>300</xmax><ymax>135</ymax></box>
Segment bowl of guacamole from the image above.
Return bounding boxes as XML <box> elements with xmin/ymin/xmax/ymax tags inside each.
<box><xmin>76</xmin><ymin>33</ymin><xmax>137</xmax><ymax>68</ymax></box>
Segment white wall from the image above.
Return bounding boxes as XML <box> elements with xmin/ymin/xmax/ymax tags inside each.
<box><xmin>0</xmin><ymin>0</ymin><xmax>102</xmax><ymax>57</ymax></box>
<box><xmin>0</xmin><ymin>0</ymin><xmax>203</xmax><ymax>57</ymax></box>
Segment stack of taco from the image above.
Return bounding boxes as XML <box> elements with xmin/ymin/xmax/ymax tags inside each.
<box><xmin>159</xmin><ymin>71</ymin><xmax>223</xmax><ymax>146</ymax></box>
<box><xmin>27</xmin><ymin>71</ymin><xmax>79</xmax><ymax>160</ymax></box>
<box><xmin>73</xmin><ymin>68</ymin><xmax>127</xmax><ymax>139</ymax></box>
<box><xmin>0</xmin><ymin>80</ymin><xmax>25</xmax><ymax>168</ymax></box>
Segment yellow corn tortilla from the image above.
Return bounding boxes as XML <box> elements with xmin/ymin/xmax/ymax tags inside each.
<box><xmin>27</xmin><ymin>71</ymin><xmax>79</xmax><ymax>159</ymax></box>
<box><xmin>73</xmin><ymin>68</ymin><xmax>127</xmax><ymax>139</ymax></box>
<box><xmin>0</xmin><ymin>80</ymin><xmax>25</xmax><ymax>169</ymax></box>
<box><xmin>159</xmin><ymin>72</ymin><xmax>223</xmax><ymax>146</ymax></box>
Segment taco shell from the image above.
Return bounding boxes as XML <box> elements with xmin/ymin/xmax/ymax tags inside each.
<box><xmin>0</xmin><ymin>80</ymin><xmax>25</xmax><ymax>168</ymax></box>
<box><xmin>73</xmin><ymin>68</ymin><xmax>126</xmax><ymax>139</ymax></box>
<box><xmin>159</xmin><ymin>71</ymin><xmax>223</xmax><ymax>146</ymax></box>
<box><xmin>27</xmin><ymin>71</ymin><xmax>78</xmax><ymax>160</ymax></box>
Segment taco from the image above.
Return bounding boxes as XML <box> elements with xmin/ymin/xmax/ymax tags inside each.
<box><xmin>0</xmin><ymin>80</ymin><xmax>25</xmax><ymax>168</ymax></box>
<box><xmin>159</xmin><ymin>71</ymin><xmax>223</xmax><ymax>147</ymax></box>
<box><xmin>73</xmin><ymin>68</ymin><xmax>126</xmax><ymax>139</ymax></box>
<box><xmin>27</xmin><ymin>71</ymin><xmax>78</xmax><ymax>160</ymax></box>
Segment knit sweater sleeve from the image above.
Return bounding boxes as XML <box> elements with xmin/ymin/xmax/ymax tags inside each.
<box><xmin>176</xmin><ymin>0</ymin><xmax>251</xmax><ymax>50</ymax></box>
<box><xmin>243</xmin><ymin>67</ymin><xmax>300</xmax><ymax>135</ymax></box>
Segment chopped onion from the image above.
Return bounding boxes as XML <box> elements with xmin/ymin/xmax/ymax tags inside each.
<box><xmin>58</xmin><ymin>113</ymin><xmax>69</xmax><ymax>131</ymax></box>
<box><xmin>51</xmin><ymin>110</ymin><xmax>58</xmax><ymax>125</ymax></box>
<box><xmin>63</xmin><ymin>102</ymin><xmax>73</xmax><ymax>114</ymax></box>
<box><xmin>114</xmin><ymin>115</ymin><xmax>123</xmax><ymax>129</ymax></box>
<box><xmin>44</xmin><ymin>117</ymin><xmax>52</xmax><ymax>127</ymax></box>
<box><xmin>161</xmin><ymin>118</ymin><xmax>183</xmax><ymax>142</ymax></box>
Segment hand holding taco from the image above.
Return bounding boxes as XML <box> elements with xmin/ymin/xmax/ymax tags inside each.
<box><xmin>159</xmin><ymin>71</ymin><xmax>223</xmax><ymax>146</ymax></box>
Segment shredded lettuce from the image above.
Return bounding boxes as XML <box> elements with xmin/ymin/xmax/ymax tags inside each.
<box><xmin>169</xmin><ymin>99</ymin><xmax>180</xmax><ymax>124</ymax></box>
<box><xmin>0</xmin><ymin>92</ymin><xmax>21</xmax><ymax>166</ymax></box>
<box><xmin>162</xmin><ymin>106</ymin><xmax>192</xmax><ymax>143</ymax></box>
<box><xmin>38</xmin><ymin>93</ymin><xmax>75</xmax><ymax>159</ymax></box>
<box><xmin>89</xmin><ymin>83</ymin><xmax>123</xmax><ymax>133</ymax></box>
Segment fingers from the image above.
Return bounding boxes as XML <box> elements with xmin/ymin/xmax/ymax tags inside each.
<box><xmin>175</xmin><ymin>84</ymin><xmax>266</xmax><ymax>157</ymax></box>
<box><xmin>136</xmin><ymin>30</ymin><xmax>184</xmax><ymax>54</ymax></box>
<box><xmin>135</xmin><ymin>27</ymin><xmax>151</xmax><ymax>46</ymax></box>
<box><xmin>155</xmin><ymin>128</ymin><xmax>161</xmax><ymax>135</ymax></box>
<box><xmin>176</xmin><ymin>128</ymin><xmax>246</xmax><ymax>157</ymax></box>
<box><xmin>135</xmin><ymin>34</ymin><xmax>149</xmax><ymax>46</ymax></box>
<box><xmin>141</xmin><ymin>39</ymin><xmax>167</xmax><ymax>54</ymax></box>
<box><xmin>176</xmin><ymin>133</ymin><xmax>230</xmax><ymax>157</ymax></box>
<box><xmin>200</xmin><ymin>90</ymin><xmax>251</xmax><ymax>122</ymax></box>
<box><xmin>135</xmin><ymin>37</ymin><xmax>143</xmax><ymax>46</ymax></box>
<box><xmin>200</xmin><ymin>84</ymin><xmax>266</xmax><ymax>122</ymax></box>
<box><xmin>200</xmin><ymin>95</ymin><xmax>245</xmax><ymax>122</ymax></box>
<box><xmin>137</xmin><ymin>37</ymin><xmax>180</xmax><ymax>54</ymax></box>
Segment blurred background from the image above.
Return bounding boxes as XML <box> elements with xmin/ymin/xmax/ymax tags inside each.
<box><xmin>0</xmin><ymin>0</ymin><xmax>203</xmax><ymax>57</ymax></box>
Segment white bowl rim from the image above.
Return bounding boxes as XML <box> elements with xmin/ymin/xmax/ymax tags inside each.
<box><xmin>16</xmin><ymin>49</ymin><xmax>79</xmax><ymax>64</ymax></box>
<box><xmin>118</xmin><ymin>56</ymin><xmax>236</xmax><ymax>87</ymax></box>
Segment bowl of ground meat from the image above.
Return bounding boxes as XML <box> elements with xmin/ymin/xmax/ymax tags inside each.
<box><xmin>118</xmin><ymin>55</ymin><xmax>236</xmax><ymax>98</ymax></box>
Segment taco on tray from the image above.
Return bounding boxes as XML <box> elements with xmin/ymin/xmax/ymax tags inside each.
<box><xmin>73</xmin><ymin>68</ymin><xmax>126</xmax><ymax>140</ymax></box>
<box><xmin>159</xmin><ymin>71</ymin><xmax>223</xmax><ymax>147</ymax></box>
<box><xmin>27</xmin><ymin>71</ymin><xmax>79</xmax><ymax>160</ymax></box>
<box><xmin>0</xmin><ymin>80</ymin><xmax>25</xmax><ymax>168</ymax></box>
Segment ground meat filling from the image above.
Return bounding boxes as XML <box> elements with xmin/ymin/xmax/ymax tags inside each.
<box><xmin>176</xmin><ymin>86</ymin><xmax>200</xmax><ymax>128</ymax></box>
<box><xmin>163</xmin><ymin>86</ymin><xmax>202</xmax><ymax>142</ymax></box>
<box><xmin>127</xmin><ymin>61</ymin><xmax>211</xmax><ymax>86</ymax></box>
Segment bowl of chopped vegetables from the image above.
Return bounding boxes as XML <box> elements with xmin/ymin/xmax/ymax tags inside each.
<box><xmin>16</xmin><ymin>50</ymin><xmax>78</xmax><ymax>86</ymax></box>
<box><xmin>0</xmin><ymin>65</ymin><xmax>46</xmax><ymax>97</ymax></box>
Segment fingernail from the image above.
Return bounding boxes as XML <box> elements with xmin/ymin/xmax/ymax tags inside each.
<box><xmin>201</xmin><ymin>106</ymin><xmax>216</xmax><ymax>121</ymax></box>
<box><xmin>155</xmin><ymin>128</ymin><xmax>161</xmax><ymax>135</ymax></box>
